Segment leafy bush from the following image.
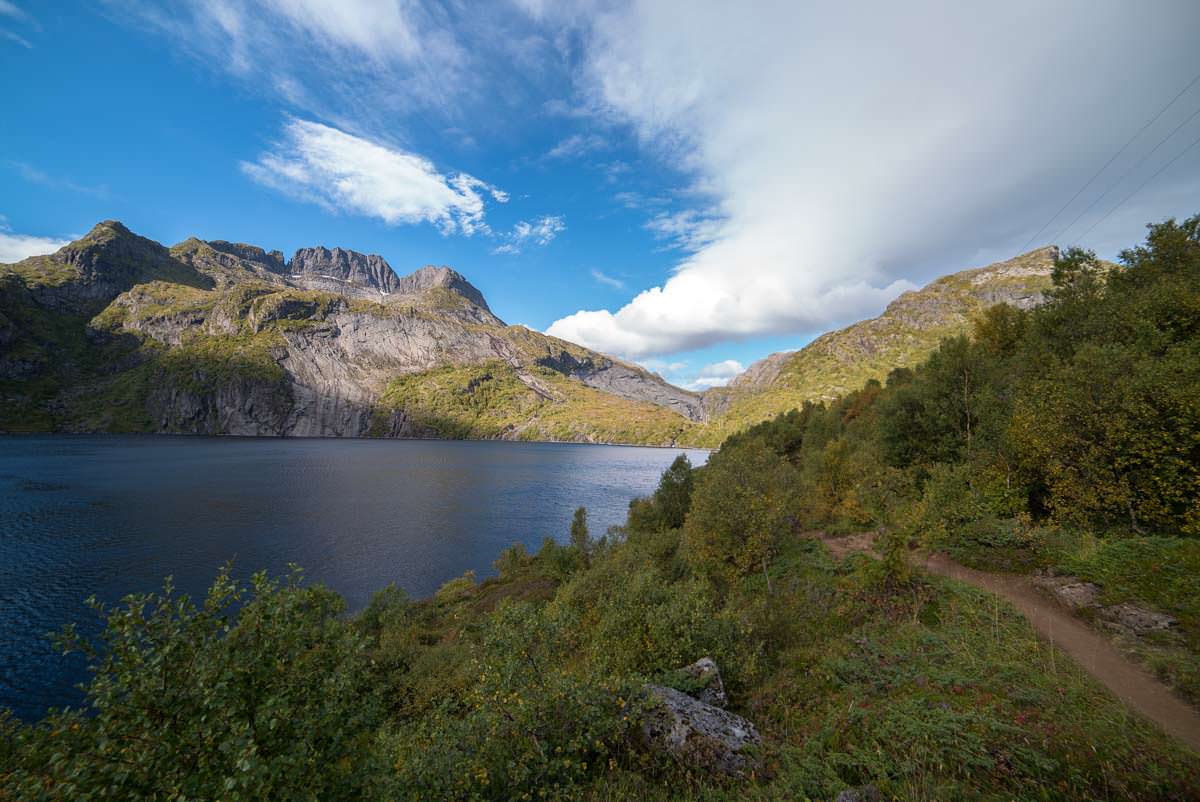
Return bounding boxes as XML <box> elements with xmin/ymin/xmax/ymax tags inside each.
<box><xmin>2</xmin><ymin>567</ymin><xmax>382</xmax><ymax>801</ymax></box>
<box><xmin>379</xmin><ymin>602</ymin><xmax>644</xmax><ymax>802</ymax></box>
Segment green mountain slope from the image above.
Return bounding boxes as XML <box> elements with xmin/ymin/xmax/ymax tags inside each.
<box><xmin>689</xmin><ymin>247</ymin><xmax>1063</xmax><ymax>445</ymax></box>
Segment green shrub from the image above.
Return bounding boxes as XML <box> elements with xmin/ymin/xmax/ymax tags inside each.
<box><xmin>2</xmin><ymin>567</ymin><xmax>382</xmax><ymax>801</ymax></box>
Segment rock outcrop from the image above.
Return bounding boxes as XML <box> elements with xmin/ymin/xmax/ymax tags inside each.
<box><xmin>1032</xmin><ymin>575</ymin><xmax>1102</xmax><ymax>611</ymax></box>
<box><xmin>641</xmin><ymin>658</ymin><xmax>760</xmax><ymax>778</ymax></box>
<box><xmin>395</xmin><ymin>265</ymin><xmax>493</xmax><ymax>313</ymax></box>
<box><xmin>289</xmin><ymin>246</ymin><xmax>403</xmax><ymax>297</ymax></box>
<box><xmin>1099</xmin><ymin>603</ymin><xmax>1178</xmax><ymax>634</ymax></box>
<box><xmin>1034</xmin><ymin>573</ymin><xmax>1178</xmax><ymax>635</ymax></box>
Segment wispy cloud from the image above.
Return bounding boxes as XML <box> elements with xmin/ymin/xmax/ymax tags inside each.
<box><xmin>0</xmin><ymin>1</ymin><xmax>29</xmax><ymax>21</ymax></box>
<box><xmin>105</xmin><ymin>0</ymin><xmax>569</xmax><ymax>137</ymax></box>
<box><xmin>6</xmin><ymin>161</ymin><xmax>109</xmax><ymax>198</ymax></box>
<box><xmin>241</xmin><ymin>118</ymin><xmax>506</xmax><ymax>234</ymax></box>
<box><xmin>492</xmin><ymin>215</ymin><xmax>566</xmax><ymax>255</ymax></box>
<box><xmin>0</xmin><ymin>215</ymin><xmax>69</xmax><ymax>263</ymax></box>
<box><xmin>0</xmin><ymin>27</ymin><xmax>30</xmax><ymax>47</ymax></box>
<box><xmin>590</xmin><ymin>269</ymin><xmax>624</xmax><ymax>289</ymax></box>
<box><xmin>545</xmin><ymin>133</ymin><xmax>607</xmax><ymax>160</ymax></box>
<box><xmin>643</xmin><ymin>209</ymin><xmax>724</xmax><ymax>253</ymax></box>
<box><xmin>0</xmin><ymin>0</ymin><xmax>41</xmax><ymax>46</ymax></box>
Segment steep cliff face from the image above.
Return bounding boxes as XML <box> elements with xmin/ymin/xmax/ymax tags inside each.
<box><xmin>289</xmin><ymin>246</ymin><xmax>402</xmax><ymax>297</ymax></box>
<box><xmin>691</xmin><ymin>247</ymin><xmax>1065</xmax><ymax>444</ymax></box>
<box><xmin>0</xmin><ymin>221</ymin><xmax>701</xmax><ymax>443</ymax></box>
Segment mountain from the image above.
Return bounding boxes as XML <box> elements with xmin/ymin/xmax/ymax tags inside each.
<box><xmin>0</xmin><ymin>221</ymin><xmax>702</xmax><ymax>443</ymax></box>
<box><xmin>690</xmin><ymin>247</ymin><xmax>1063</xmax><ymax>445</ymax></box>
<box><xmin>0</xmin><ymin>226</ymin><xmax>1080</xmax><ymax>447</ymax></box>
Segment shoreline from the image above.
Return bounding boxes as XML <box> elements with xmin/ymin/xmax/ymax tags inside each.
<box><xmin>0</xmin><ymin>430</ymin><xmax>716</xmax><ymax>452</ymax></box>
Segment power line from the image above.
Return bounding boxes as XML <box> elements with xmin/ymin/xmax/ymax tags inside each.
<box><xmin>1071</xmin><ymin>126</ymin><xmax>1200</xmax><ymax>246</ymax></box>
<box><xmin>1017</xmin><ymin>69</ymin><xmax>1200</xmax><ymax>253</ymax></box>
<box><xmin>1055</xmin><ymin>101</ymin><xmax>1200</xmax><ymax>243</ymax></box>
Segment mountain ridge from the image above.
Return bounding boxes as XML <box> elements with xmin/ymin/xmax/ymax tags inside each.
<box><xmin>693</xmin><ymin>246</ymin><xmax>1068</xmax><ymax>444</ymax></box>
<box><xmin>2</xmin><ymin>222</ymin><xmax>1076</xmax><ymax>445</ymax></box>
<box><xmin>0</xmin><ymin>221</ymin><xmax>702</xmax><ymax>443</ymax></box>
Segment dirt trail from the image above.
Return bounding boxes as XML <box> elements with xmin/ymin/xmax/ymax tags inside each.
<box><xmin>815</xmin><ymin>533</ymin><xmax>1200</xmax><ymax>753</ymax></box>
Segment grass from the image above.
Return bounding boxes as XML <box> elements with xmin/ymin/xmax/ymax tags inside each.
<box><xmin>1043</xmin><ymin>532</ymin><xmax>1200</xmax><ymax>706</ymax></box>
<box><xmin>371</xmin><ymin>533</ymin><xmax>1200</xmax><ymax>801</ymax></box>
<box><xmin>924</xmin><ymin>519</ymin><xmax>1200</xmax><ymax>710</ymax></box>
<box><xmin>373</xmin><ymin>361</ymin><xmax>695</xmax><ymax>444</ymax></box>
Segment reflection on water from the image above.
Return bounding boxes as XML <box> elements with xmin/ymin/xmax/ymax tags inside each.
<box><xmin>0</xmin><ymin>435</ymin><xmax>707</xmax><ymax>720</ymax></box>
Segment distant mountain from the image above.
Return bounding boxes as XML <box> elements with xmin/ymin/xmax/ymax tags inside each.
<box><xmin>0</xmin><ymin>225</ymin><xmax>1082</xmax><ymax>447</ymax></box>
<box><xmin>0</xmin><ymin>221</ymin><xmax>702</xmax><ymax>443</ymax></box>
<box><xmin>690</xmin><ymin>247</ymin><xmax>1064</xmax><ymax>445</ymax></box>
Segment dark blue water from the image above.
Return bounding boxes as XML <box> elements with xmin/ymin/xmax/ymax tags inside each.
<box><xmin>0</xmin><ymin>435</ymin><xmax>707</xmax><ymax>720</ymax></box>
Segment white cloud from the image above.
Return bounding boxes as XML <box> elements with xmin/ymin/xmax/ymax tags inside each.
<box><xmin>643</xmin><ymin>209</ymin><xmax>723</xmax><ymax>253</ymax></box>
<box><xmin>254</xmin><ymin>0</ymin><xmax>422</xmax><ymax>61</ymax></box>
<box><xmin>638</xmin><ymin>357</ymin><xmax>687</xmax><ymax>375</ymax></box>
<box><xmin>107</xmin><ymin>0</ymin><xmax>565</xmax><ymax>137</ymax></box>
<box><xmin>241</xmin><ymin>118</ymin><xmax>503</xmax><ymax>234</ymax></box>
<box><xmin>590</xmin><ymin>269</ymin><xmax>624</xmax><ymax>289</ymax></box>
<box><xmin>544</xmin><ymin>1</ymin><xmax>1200</xmax><ymax>358</ymax></box>
<box><xmin>0</xmin><ymin>1</ymin><xmax>30</xmax><ymax>23</ymax></box>
<box><xmin>6</xmin><ymin>161</ymin><xmax>109</xmax><ymax>197</ymax></box>
<box><xmin>0</xmin><ymin>217</ymin><xmax>68</xmax><ymax>263</ymax></box>
<box><xmin>491</xmin><ymin>215</ymin><xmax>566</xmax><ymax>255</ymax></box>
<box><xmin>0</xmin><ymin>27</ymin><xmax>30</xmax><ymax>47</ymax></box>
<box><xmin>545</xmin><ymin>133</ymin><xmax>608</xmax><ymax>160</ymax></box>
<box><xmin>682</xmin><ymin>359</ymin><xmax>743</xmax><ymax>391</ymax></box>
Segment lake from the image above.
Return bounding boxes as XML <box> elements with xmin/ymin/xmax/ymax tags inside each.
<box><xmin>0</xmin><ymin>435</ymin><xmax>708</xmax><ymax>720</ymax></box>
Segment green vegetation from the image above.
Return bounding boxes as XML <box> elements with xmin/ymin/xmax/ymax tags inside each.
<box><xmin>3</xmin><ymin>216</ymin><xmax>1199</xmax><ymax>799</ymax></box>
<box><xmin>373</xmin><ymin>360</ymin><xmax>696</xmax><ymax>444</ymax></box>
<box><xmin>688</xmin><ymin>247</ymin><xmax>1062</xmax><ymax>446</ymax></box>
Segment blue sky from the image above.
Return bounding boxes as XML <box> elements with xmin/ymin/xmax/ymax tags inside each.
<box><xmin>3</xmin><ymin>1</ymin><xmax>1199</xmax><ymax>391</ymax></box>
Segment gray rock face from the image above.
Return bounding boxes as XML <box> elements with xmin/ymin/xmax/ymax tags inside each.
<box><xmin>290</xmin><ymin>246</ymin><xmax>402</xmax><ymax>297</ymax></box>
<box><xmin>642</xmin><ymin>684</ymin><xmax>761</xmax><ymax>777</ymax></box>
<box><xmin>1034</xmin><ymin>575</ymin><xmax>1178</xmax><ymax>635</ymax></box>
<box><xmin>536</xmin><ymin>347</ymin><xmax>705</xmax><ymax>421</ymax></box>
<box><xmin>729</xmin><ymin>350</ymin><xmax>795</xmax><ymax>390</ymax></box>
<box><xmin>1099</xmin><ymin>603</ymin><xmax>1177</xmax><ymax>634</ymax></box>
<box><xmin>395</xmin><ymin>265</ymin><xmax>493</xmax><ymax>313</ymax></box>
<box><xmin>1033</xmin><ymin>575</ymin><xmax>1102</xmax><ymax>611</ymax></box>
<box><xmin>207</xmin><ymin>241</ymin><xmax>287</xmax><ymax>274</ymax></box>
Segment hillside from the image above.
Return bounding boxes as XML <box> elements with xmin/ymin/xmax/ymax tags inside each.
<box><xmin>5</xmin><ymin>217</ymin><xmax>1199</xmax><ymax>801</ymax></box>
<box><xmin>0</xmin><ymin>221</ymin><xmax>702</xmax><ymax>444</ymax></box>
<box><xmin>690</xmin><ymin>247</ymin><xmax>1064</xmax><ymax>445</ymax></box>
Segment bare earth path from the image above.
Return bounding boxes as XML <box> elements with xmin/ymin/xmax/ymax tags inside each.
<box><xmin>814</xmin><ymin>533</ymin><xmax>1200</xmax><ymax>753</ymax></box>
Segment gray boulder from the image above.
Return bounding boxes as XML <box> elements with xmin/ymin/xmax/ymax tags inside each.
<box><xmin>1099</xmin><ymin>602</ymin><xmax>1177</xmax><ymax>634</ymax></box>
<box><xmin>836</xmin><ymin>785</ymin><xmax>882</xmax><ymax>802</ymax></box>
<box><xmin>1032</xmin><ymin>575</ymin><xmax>1101</xmax><ymax>610</ymax></box>
<box><xmin>642</xmin><ymin>684</ymin><xmax>761</xmax><ymax>777</ymax></box>
<box><xmin>677</xmin><ymin>656</ymin><xmax>728</xmax><ymax>708</ymax></box>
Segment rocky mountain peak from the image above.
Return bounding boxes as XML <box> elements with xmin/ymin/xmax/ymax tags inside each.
<box><xmin>289</xmin><ymin>246</ymin><xmax>401</xmax><ymax>296</ymax></box>
<box><xmin>207</xmin><ymin>240</ymin><xmax>287</xmax><ymax>274</ymax></box>
<box><xmin>395</xmin><ymin>265</ymin><xmax>491</xmax><ymax>312</ymax></box>
<box><xmin>59</xmin><ymin>220</ymin><xmax>163</xmax><ymax>267</ymax></box>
